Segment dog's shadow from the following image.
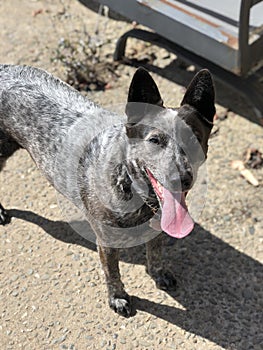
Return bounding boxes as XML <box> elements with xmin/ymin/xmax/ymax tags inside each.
<box><xmin>8</xmin><ymin>209</ymin><xmax>262</xmax><ymax>349</ymax></box>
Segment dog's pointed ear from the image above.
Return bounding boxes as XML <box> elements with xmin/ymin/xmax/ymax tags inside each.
<box><xmin>127</xmin><ymin>67</ymin><xmax>163</xmax><ymax>106</ymax></box>
<box><xmin>181</xmin><ymin>69</ymin><xmax>215</xmax><ymax>123</ymax></box>
<box><xmin>126</xmin><ymin>68</ymin><xmax>163</xmax><ymax>123</ymax></box>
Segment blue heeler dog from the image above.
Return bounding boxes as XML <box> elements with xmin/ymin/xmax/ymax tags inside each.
<box><xmin>0</xmin><ymin>65</ymin><xmax>215</xmax><ymax>316</ymax></box>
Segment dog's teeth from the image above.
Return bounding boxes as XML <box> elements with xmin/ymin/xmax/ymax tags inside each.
<box><xmin>156</xmin><ymin>181</ymin><xmax>163</xmax><ymax>194</ymax></box>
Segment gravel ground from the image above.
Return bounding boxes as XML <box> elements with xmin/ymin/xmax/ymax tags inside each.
<box><xmin>0</xmin><ymin>1</ymin><xmax>262</xmax><ymax>349</ymax></box>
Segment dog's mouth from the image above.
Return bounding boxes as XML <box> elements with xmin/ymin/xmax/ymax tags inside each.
<box><xmin>146</xmin><ymin>169</ymin><xmax>194</xmax><ymax>238</ymax></box>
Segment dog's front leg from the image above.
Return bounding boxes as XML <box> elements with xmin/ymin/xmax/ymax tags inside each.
<box><xmin>98</xmin><ymin>245</ymin><xmax>131</xmax><ymax>317</ymax></box>
<box><xmin>146</xmin><ymin>233</ymin><xmax>177</xmax><ymax>290</ymax></box>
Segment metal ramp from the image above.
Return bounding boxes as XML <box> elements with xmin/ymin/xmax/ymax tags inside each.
<box><xmin>82</xmin><ymin>0</ymin><xmax>263</xmax><ymax>121</ymax></box>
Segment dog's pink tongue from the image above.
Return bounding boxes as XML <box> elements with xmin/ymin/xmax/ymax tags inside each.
<box><xmin>161</xmin><ymin>189</ymin><xmax>194</xmax><ymax>238</ymax></box>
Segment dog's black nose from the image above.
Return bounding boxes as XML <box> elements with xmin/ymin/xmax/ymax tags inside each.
<box><xmin>170</xmin><ymin>171</ymin><xmax>193</xmax><ymax>192</ymax></box>
<box><xmin>181</xmin><ymin>171</ymin><xmax>193</xmax><ymax>191</ymax></box>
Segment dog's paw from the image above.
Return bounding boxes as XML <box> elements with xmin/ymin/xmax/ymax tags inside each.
<box><xmin>151</xmin><ymin>269</ymin><xmax>177</xmax><ymax>291</ymax></box>
<box><xmin>109</xmin><ymin>295</ymin><xmax>131</xmax><ymax>317</ymax></box>
<box><xmin>0</xmin><ymin>205</ymin><xmax>10</xmax><ymax>225</ymax></box>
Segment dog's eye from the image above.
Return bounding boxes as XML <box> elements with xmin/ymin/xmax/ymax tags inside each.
<box><xmin>147</xmin><ymin>135</ymin><xmax>160</xmax><ymax>144</ymax></box>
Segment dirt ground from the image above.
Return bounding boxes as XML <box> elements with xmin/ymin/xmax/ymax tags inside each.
<box><xmin>0</xmin><ymin>1</ymin><xmax>262</xmax><ymax>349</ymax></box>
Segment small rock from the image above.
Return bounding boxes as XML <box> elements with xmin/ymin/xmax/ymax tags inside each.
<box><xmin>46</xmin><ymin>329</ymin><xmax>51</xmax><ymax>339</ymax></box>
<box><xmin>50</xmin><ymin>204</ymin><xmax>57</xmax><ymax>209</ymax></box>
<box><xmin>100</xmin><ymin>340</ymin><xmax>107</xmax><ymax>347</ymax></box>
<box><xmin>85</xmin><ymin>336</ymin><xmax>94</xmax><ymax>341</ymax></box>
<box><xmin>41</xmin><ymin>274</ymin><xmax>50</xmax><ymax>280</ymax></box>
<box><xmin>10</xmin><ymin>275</ymin><xmax>19</xmax><ymax>282</ymax></box>
<box><xmin>52</xmin><ymin>335</ymin><xmax>67</xmax><ymax>344</ymax></box>
<box><xmin>27</xmin><ymin>269</ymin><xmax>34</xmax><ymax>276</ymax></box>
<box><xmin>249</xmin><ymin>226</ymin><xmax>255</xmax><ymax>235</ymax></box>
<box><xmin>223</xmin><ymin>215</ymin><xmax>231</xmax><ymax>222</ymax></box>
<box><xmin>11</xmin><ymin>290</ymin><xmax>19</xmax><ymax>297</ymax></box>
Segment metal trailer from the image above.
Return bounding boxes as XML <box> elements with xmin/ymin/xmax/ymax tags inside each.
<box><xmin>81</xmin><ymin>0</ymin><xmax>263</xmax><ymax>122</ymax></box>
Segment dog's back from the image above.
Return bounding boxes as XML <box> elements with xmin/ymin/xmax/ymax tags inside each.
<box><xmin>0</xmin><ymin>65</ymin><xmax>95</xmax><ymax>163</ymax></box>
<box><xmin>0</xmin><ymin>65</ymin><xmax>125</xmax><ymax>202</ymax></box>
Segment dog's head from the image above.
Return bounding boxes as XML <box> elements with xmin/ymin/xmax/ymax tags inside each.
<box><xmin>124</xmin><ymin>67</ymin><xmax>215</xmax><ymax>238</ymax></box>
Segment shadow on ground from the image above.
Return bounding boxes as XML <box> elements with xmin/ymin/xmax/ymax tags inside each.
<box><xmin>8</xmin><ymin>209</ymin><xmax>262</xmax><ymax>350</ymax></box>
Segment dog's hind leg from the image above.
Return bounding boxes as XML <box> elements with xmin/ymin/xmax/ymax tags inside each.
<box><xmin>98</xmin><ymin>245</ymin><xmax>131</xmax><ymax>317</ymax></box>
<box><xmin>0</xmin><ymin>129</ymin><xmax>21</xmax><ymax>225</ymax></box>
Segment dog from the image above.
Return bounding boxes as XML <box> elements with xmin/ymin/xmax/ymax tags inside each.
<box><xmin>0</xmin><ymin>64</ymin><xmax>215</xmax><ymax>316</ymax></box>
